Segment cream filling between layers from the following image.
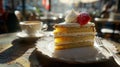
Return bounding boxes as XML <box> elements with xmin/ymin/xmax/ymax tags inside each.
<box><xmin>54</xmin><ymin>32</ymin><xmax>95</xmax><ymax>37</ymax></box>
<box><xmin>55</xmin><ymin>40</ymin><xmax>94</xmax><ymax>46</ymax></box>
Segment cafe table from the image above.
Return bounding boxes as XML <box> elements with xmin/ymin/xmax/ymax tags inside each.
<box><xmin>94</xmin><ymin>18</ymin><xmax>120</xmax><ymax>40</ymax></box>
<box><xmin>94</xmin><ymin>18</ymin><xmax>120</xmax><ymax>32</ymax></box>
<box><xmin>94</xmin><ymin>18</ymin><xmax>120</xmax><ymax>23</ymax></box>
<box><xmin>0</xmin><ymin>32</ymin><xmax>120</xmax><ymax>67</ymax></box>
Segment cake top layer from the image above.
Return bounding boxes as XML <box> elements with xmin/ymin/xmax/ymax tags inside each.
<box><xmin>54</xmin><ymin>22</ymin><xmax>95</xmax><ymax>27</ymax></box>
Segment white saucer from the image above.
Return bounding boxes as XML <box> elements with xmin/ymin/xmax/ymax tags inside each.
<box><xmin>16</xmin><ymin>32</ymin><xmax>45</xmax><ymax>38</ymax></box>
<box><xmin>35</xmin><ymin>36</ymin><xmax>117</xmax><ymax>63</ymax></box>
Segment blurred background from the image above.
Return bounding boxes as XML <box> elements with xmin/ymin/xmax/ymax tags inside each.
<box><xmin>0</xmin><ymin>0</ymin><xmax>120</xmax><ymax>42</ymax></box>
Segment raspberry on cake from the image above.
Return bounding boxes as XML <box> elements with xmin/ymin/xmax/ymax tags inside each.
<box><xmin>53</xmin><ymin>10</ymin><xmax>96</xmax><ymax>50</ymax></box>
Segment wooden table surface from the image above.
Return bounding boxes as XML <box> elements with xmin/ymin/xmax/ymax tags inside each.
<box><xmin>0</xmin><ymin>32</ymin><xmax>120</xmax><ymax>67</ymax></box>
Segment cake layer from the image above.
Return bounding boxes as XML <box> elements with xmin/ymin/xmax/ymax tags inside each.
<box><xmin>55</xmin><ymin>41</ymin><xmax>94</xmax><ymax>50</ymax></box>
<box><xmin>54</xmin><ymin>26</ymin><xmax>95</xmax><ymax>33</ymax></box>
<box><xmin>55</xmin><ymin>36</ymin><xmax>95</xmax><ymax>45</ymax></box>
<box><xmin>54</xmin><ymin>23</ymin><xmax>96</xmax><ymax>37</ymax></box>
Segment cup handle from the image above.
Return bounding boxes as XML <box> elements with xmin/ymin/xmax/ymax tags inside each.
<box><xmin>41</xmin><ymin>23</ymin><xmax>48</xmax><ymax>31</ymax></box>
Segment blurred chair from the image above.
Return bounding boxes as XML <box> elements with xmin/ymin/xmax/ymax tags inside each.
<box><xmin>0</xmin><ymin>11</ymin><xmax>21</xmax><ymax>34</ymax></box>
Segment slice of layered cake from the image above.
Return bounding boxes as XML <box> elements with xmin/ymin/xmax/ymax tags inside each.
<box><xmin>53</xmin><ymin>10</ymin><xmax>96</xmax><ymax>50</ymax></box>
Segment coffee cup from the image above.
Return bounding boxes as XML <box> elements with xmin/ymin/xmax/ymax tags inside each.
<box><xmin>20</xmin><ymin>21</ymin><xmax>47</xmax><ymax>37</ymax></box>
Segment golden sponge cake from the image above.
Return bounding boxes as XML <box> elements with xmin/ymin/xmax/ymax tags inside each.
<box><xmin>53</xmin><ymin>23</ymin><xmax>96</xmax><ymax>50</ymax></box>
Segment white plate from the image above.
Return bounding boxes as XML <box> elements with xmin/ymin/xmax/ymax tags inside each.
<box><xmin>16</xmin><ymin>32</ymin><xmax>45</xmax><ymax>38</ymax></box>
<box><xmin>35</xmin><ymin>36</ymin><xmax>114</xmax><ymax>64</ymax></box>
